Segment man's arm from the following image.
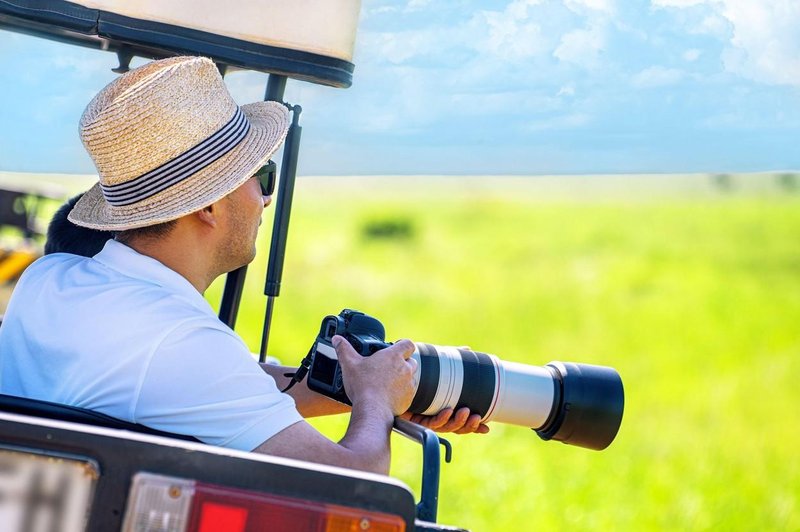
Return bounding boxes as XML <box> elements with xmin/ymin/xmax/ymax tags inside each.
<box><xmin>261</xmin><ymin>355</ymin><xmax>491</xmax><ymax>433</ymax></box>
<box><xmin>261</xmin><ymin>352</ymin><xmax>491</xmax><ymax>433</ymax></box>
<box><xmin>261</xmin><ymin>352</ymin><xmax>489</xmax><ymax>434</ymax></box>
<box><xmin>260</xmin><ymin>363</ymin><xmax>350</xmax><ymax>418</ymax></box>
<box><xmin>253</xmin><ymin>336</ymin><xmax>416</xmax><ymax>474</ymax></box>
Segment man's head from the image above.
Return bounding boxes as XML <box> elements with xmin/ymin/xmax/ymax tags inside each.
<box><xmin>68</xmin><ymin>56</ymin><xmax>289</xmax><ymax>235</ymax></box>
<box><xmin>44</xmin><ymin>194</ymin><xmax>112</xmax><ymax>256</ymax></box>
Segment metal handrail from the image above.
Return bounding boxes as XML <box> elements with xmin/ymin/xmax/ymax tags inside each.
<box><xmin>392</xmin><ymin>417</ymin><xmax>453</xmax><ymax>523</ymax></box>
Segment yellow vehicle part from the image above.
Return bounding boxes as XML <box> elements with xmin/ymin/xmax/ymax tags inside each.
<box><xmin>0</xmin><ymin>249</ymin><xmax>39</xmax><ymax>283</ymax></box>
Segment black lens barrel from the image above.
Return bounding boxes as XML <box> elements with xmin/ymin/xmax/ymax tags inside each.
<box><xmin>535</xmin><ymin>362</ymin><xmax>624</xmax><ymax>451</ymax></box>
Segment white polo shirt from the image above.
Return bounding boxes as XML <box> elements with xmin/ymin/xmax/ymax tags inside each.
<box><xmin>0</xmin><ymin>240</ymin><xmax>302</xmax><ymax>451</ymax></box>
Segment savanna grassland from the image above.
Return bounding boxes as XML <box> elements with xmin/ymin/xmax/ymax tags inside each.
<box><xmin>219</xmin><ymin>174</ymin><xmax>799</xmax><ymax>531</ymax></box>
<box><xmin>3</xmin><ymin>172</ymin><xmax>798</xmax><ymax>530</ymax></box>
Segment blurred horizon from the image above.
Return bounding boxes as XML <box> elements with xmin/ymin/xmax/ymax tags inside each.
<box><xmin>1</xmin><ymin>169</ymin><xmax>796</xmax><ymax>202</ymax></box>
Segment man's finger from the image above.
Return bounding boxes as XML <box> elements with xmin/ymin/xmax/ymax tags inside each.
<box><xmin>405</xmin><ymin>408</ymin><xmax>450</xmax><ymax>429</ymax></box>
<box><xmin>332</xmin><ymin>335</ymin><xmax>360</xmax><ymax>362</ymax></box>
<box><xmin>438</xmin><ymin>406</ymin><xmax>470</xmax><ymax>432</ymax></box>
<box><xmin>455</xmin><ymin>413</ymin><xmax>482</xmax><ymax>435</ymax></box>
<box><xmin>388</xmin><ymin>339</ymin><xmax>416</xmax><ymax>360</ymax></box>
<box><xmin>424</xmin><ymin>408</ymin><xmax>453</xmax><ymax>429</ymax></box>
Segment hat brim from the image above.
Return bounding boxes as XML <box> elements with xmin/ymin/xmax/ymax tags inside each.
<box><xmin>68</xmin><ymin>101</ymin><xmax>289</xmax><ymax>231</ymax></box>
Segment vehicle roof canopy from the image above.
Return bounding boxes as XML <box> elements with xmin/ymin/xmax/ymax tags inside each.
<box><xmin>0</xmin><ymin>0</ymin><xmax>361</xmax><ymax>87</ymax></box>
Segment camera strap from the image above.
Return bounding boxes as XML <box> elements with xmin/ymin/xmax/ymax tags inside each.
<box><xmin>280</xmin><ymin>345</ymin><xmax>315</xmax><ymax>393</ymax></box>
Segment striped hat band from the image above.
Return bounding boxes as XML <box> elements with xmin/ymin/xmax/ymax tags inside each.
<box><xmin>100</xmin><ymin>106</ymin><xmax>250</xmax><ymax>207</ymax></box>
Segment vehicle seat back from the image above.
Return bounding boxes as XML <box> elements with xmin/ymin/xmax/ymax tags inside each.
<box><xmin>0</xmin><ymin>393</ymin><xmax>199</xmax><ymax>442</ymax></box>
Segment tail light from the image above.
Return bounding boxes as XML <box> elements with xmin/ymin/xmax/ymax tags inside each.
<box><xmin>122</xmin><ymin>472</ymin><xmax>405</xmax><ymax>532</ymax></box>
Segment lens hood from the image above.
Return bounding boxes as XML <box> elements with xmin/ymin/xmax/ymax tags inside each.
<box><xmin>535</xmin><ymin>362</ymin><xmax>624</xmax><ymax>451</ymax></box>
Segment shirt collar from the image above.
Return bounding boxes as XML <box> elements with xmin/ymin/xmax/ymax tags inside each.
<box><xmin>92</xmin><ymin>239</ymin><xmax>214</xmax><ymax>314</ymax></box>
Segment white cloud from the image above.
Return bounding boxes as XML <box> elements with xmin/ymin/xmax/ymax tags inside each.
<box><xmin>360</xmin><ymin>1</ymin><xmax>550</xmax><ymax>67</ymax></box>
<box><xmin>564</xmin><ymin>0</ymin><xmax>615</xmax><ymax>15</ymax></box>
<box><xmin>652</xmin><ymin>0</ymin><xmax>800</xmax><ymax>87</ymax></box>
<box><xmin>350</xmin><ymin>0</ymin><xmax>607</xmax><ymax>135</ymax></box>
<box><xmin>359</xmin><ymin>30</ymin><xmax>438</xmax><ymax>64</ymax></box>
<box><xmin>554</xmin><ymin>26</ymin><xmax>605</xmax><ymax>69</ymax></box>
<box><xmin>406</xmin><ymin>0</ymin><xmax>431</xmax><ymax>10</ymax></box>
<box><xmin>683</xmin><ymin>49</ymin><xmax>702</xmax><ymax>62</ymax></box>
<box><xmin>693</xmin><ymin>14</ymin><xmax>730</xmax><ymax>38</ymax></box>
<box><xmin>349</xmin><ymin>66</ymin><xmax>444</xmax><ymax>133</ymax></box>
<box><xmin>506</xmin><ymin>0</ymin><xmax>546</xmax><ymax>19</ymax></box>
<box><xmin>557</xmin><ymin>83</ymin><xmax>576</xmax><ymax>97</ymax></box>
<box><xmin>632</xmin><ymin>66</ymin><xmax>685</xmax><ymax>88</ymax></box>
<box><xmin>359</xmin><ymin>1</ymin><xmax>556</xmax><ymax>72</ymax></box>
<box><xmin>719</xmin><ymin>0</ymin><xmax>800</xmax><ymax>87</ymax></box>
<box><xmin>651</xmin><ymin>0</ymin><xmax>705</xmax><ymax>7</ymax></box>
<box><xmin>479</xmin><ymin>1</ymin><xmax>547</xmax><ymax>61</ymax></box>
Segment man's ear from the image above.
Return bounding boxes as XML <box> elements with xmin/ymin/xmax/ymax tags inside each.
<box><xmin>194</xmin><ymin>202</ymin><xmax>219</xmax><ymax>229</ymax></box>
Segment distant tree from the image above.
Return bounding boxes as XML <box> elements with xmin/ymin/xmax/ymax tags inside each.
<box><xmin>778</xmin><ymin>173</ymin><xmax>798</xmax><ymax>192</ymax></box>
<box><xmin>362</xmin><ymin>217</ymin><xmax>415</xmax><ymax>241</ymax></box>
<box><xmin>712</xmin><ymin>173</ymin><xmax>734</xmax><ymax>192</ymax></box>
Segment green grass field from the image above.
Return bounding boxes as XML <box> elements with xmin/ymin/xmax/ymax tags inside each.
<box><xmin>4</xmin><ymin>172</ymin><xmax>798</xmax><ymax>530</ymax></box>
<box><xmin>213</xmin><ymin>174</ymin><xmax>799</xmax><ymax>531</ymax></box>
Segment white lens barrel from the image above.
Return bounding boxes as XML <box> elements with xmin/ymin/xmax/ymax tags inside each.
<box><xmin>486</xmin><ymin>360</ymin><xmax>555</xmax><ymax>429</ymax></box>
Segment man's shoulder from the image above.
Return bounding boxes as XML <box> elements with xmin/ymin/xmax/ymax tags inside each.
<box><xmin>27</xmin><ymin>252</ymin><xmax>86</xmax><ymax>273</ymax></box>
<box><xmin>10</xmin><ymin>252</ymin><xmax>87</xmax><ymax>293</ymax></box>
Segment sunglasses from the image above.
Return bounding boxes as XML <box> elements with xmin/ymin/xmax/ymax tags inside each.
<box><xmin>253</xmin><ymin>160</ymin><xmax>277</xmax><ymax>196</ymax></box>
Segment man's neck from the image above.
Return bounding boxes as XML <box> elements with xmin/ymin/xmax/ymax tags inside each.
<box><xmin>120</xmin><ymin>234</ymin><xmax>215</xmax><ymax>294</ymax></box>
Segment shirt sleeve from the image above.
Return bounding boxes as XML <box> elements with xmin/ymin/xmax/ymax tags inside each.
<box><xmin>133</xmin><ymin>318</ymin><xmax>303</xmax><ymax>451</ymax></box>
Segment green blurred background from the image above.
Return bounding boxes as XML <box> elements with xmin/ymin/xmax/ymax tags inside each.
<box><xmin>3</xmin><ymin>172</ymin><xmax>798</xmax><ymax>530</ymax></box>
<box><xmin>225</xmin><ymin>173</ymin><xmax>799</xmax><ymax>531</ymax></box>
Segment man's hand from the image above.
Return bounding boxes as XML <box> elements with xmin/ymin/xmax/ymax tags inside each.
<box><xmin>334</xmin><ymin>336</ymin><xmax>418</xmax><ymax>416</ymax></box>
<box><xmin>399</xmin><ymin>407</ymin><xmax>490</xmax><ymax>435</ymax></box>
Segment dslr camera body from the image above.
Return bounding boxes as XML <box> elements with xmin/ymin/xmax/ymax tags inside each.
<box><xmin>306</xmin><ymin>309</ymin><xmax>392</xmax><ymax>405</ymax></box>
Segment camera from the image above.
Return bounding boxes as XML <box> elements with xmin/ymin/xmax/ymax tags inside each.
<box><xmin>305</xmin><ymin>309</ymin><xmax>625</xmax><ymax>451</ymax></box>
<box><xmin>306</xmin><ymin>309</ymin><xmax>391</xmax><ymax>404</ymax></box>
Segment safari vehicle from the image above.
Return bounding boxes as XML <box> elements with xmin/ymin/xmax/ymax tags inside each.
<box><xmin>0</xmin><ymin>2</ymin><xmax>467</xmax><ymax>531</ymax></box>
<box><xmin>0</xmin><ymin>2</ymin><xmax>623</xmax><ymax>531</ymax></box>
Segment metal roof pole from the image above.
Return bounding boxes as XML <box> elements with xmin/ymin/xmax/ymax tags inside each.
<box><xmin>259</xmin><ymin>97</ymin><xmax>301</xmax><ymax>362</ymax></box>
<box><xmin>218</xmin><ymin>73</ymin><xmax>289</xmax><ymax>330</ymax></box>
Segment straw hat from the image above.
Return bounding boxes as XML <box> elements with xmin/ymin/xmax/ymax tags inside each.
<box><xmin>68</xmin><ymin>56</ymin><xmax>290</xmax><ymax>231</ymax></box>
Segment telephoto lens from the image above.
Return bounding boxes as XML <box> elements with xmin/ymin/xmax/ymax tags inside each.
<box><xmin>408</xmin><ymin>344</ymin><xmax>624</xmax><ymax>450</ymax></box>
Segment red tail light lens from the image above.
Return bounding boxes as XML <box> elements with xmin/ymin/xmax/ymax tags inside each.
<box><xmin>196</xmin><ymin>502</ymin><xmax>248</xmax><ymax>532</ymax></box>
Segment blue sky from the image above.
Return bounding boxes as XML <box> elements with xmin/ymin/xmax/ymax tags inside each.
<box><xmin>1</xmin><ymin>0</ymin><xmax>799</xmax><ymax>176</ymax></box>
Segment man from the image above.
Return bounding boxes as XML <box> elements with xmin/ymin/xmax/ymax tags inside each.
<box><xmin>0</xmin><ymin>56</ymin><xmax>484</xmax><ymax>475</ymax></box>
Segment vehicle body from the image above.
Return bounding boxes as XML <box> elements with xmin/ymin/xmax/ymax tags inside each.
<box><xmin>0</xmin><ymin>410</ymin><xmax>419</xmax><ymax>531</ymax></box>
<box><xmin>0</xmin><ymin>2</ymin><xmax>462</xmax><ymax>530</ymax></box>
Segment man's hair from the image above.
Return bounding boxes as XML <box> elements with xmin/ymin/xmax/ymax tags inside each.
<box><xmin>114</xmin><ymin>219</ymin><xmax>178</xmax><ymax>245</ymax></box>
<box><xmin>45</xmin><ymin>194</ymin><xmax>113</xmax><ymax>256</ymax></box>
